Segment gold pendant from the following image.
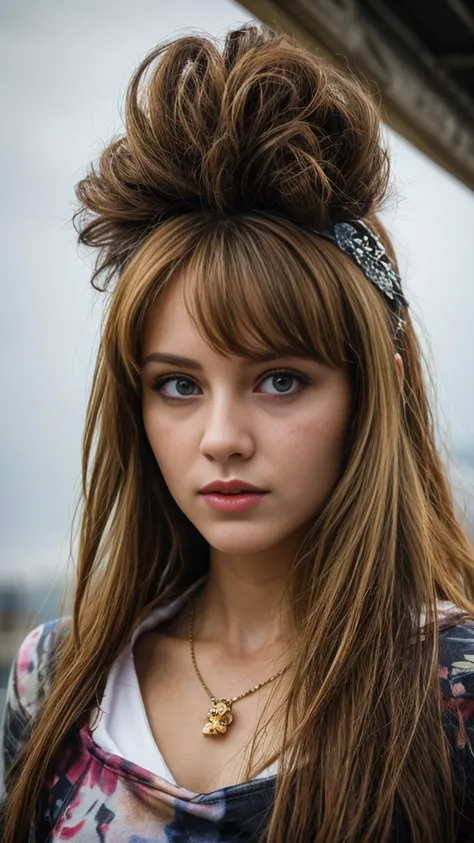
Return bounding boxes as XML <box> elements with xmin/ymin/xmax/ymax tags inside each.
<box><xmin>202</xmin><ymin>699</ymin><xmax>234</xmax><ymax>736</ymax></box>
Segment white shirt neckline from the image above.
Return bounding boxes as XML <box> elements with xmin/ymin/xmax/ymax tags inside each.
<box><xmin>91</xmin><ymin>581</ymin><xmax>460</xmax><ymax>784</ymax></box>
<box><xmin>91</xmin><ymin>578</ymin><xmax>278</xmax><ymax>783</ymax></box>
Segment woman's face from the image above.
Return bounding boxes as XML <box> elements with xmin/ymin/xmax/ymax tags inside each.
<box><xmin>141</xmin><ymin>273</ymin><xmax>352</xmax><ymax>561</ymax></box>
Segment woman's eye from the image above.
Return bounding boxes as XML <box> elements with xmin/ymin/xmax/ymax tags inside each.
<box><xmin>152</xmin><ymin>370</ymin><xmax>308</xmax><ymax>401</ymax></box>
<box><xmin>258</xmin><ymin>371</ymin><xmax>307</xmax><ymax>396</ymax></box>
<box><xmin>153</xmin><ymin>376</ymin><xmax>200</xmax><ymax>400</ymax></box>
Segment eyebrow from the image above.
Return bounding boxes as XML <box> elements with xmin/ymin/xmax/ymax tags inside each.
<box><xmin>141</xmin><ymin>351</ymin><xmax>290</xmax><ymax>369</ymax></box>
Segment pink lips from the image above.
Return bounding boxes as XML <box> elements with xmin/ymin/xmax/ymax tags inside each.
<box><xmin>200</xmin><ymin>492</ymin><xmax>267</xmax><ymax>512</ymax></box>
<box><xmin>199</xmin><ymin>479</ymin><xmax>268</xmax><ymax>512</ymax></box>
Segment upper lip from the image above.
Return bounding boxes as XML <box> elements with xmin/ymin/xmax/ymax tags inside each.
<box><xmin>199</xmin><ymin>479</ymin><xmax>268</xmax><ymax>494</ymax></box>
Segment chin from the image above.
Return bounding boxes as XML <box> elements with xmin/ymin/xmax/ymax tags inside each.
<box><xmin>197</xmin><ymin>523</ymin><xmax>289</xmax><ymax>556</ymax></box>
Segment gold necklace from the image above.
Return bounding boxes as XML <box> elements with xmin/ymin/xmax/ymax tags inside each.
<box><xmin>188</xmin><ymin>593</ymin><xmax>288</xmax><ymax>736</ymax></box>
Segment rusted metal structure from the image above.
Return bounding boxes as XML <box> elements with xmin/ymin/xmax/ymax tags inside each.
<box><xmin>240</xmin><ymin>0</ymin><xmax>474</xmax><ymax>191</ymax></box>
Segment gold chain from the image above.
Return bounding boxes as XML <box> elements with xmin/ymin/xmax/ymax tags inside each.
<box><xmin>188</xmin><ymin>592</ymin><xmax>288</xmax><ymax>736</ymax></box>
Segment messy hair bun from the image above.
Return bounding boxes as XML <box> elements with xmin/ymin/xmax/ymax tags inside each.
<box><xmin>75</xmin><ymin>24</ymin><xmax>390</xmax><ymax>289</ymax></box>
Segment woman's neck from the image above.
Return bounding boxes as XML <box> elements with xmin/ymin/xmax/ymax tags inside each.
<box><xmin>194</xmin><ymin>549</ymin><xmax>296</xmax><ymax>659</ymax></box>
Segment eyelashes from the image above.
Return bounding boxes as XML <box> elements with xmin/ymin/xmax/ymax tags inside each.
<box><xmin>150</xmin><ymin>369</ymin><xmax>310</xmax><ymax>402</ymax></box>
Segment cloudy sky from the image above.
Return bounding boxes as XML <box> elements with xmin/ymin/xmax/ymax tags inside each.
<box><xmin>1</xmin><ymin>0</ymin><xmax>473</xmax><ymax>586</ymax></box>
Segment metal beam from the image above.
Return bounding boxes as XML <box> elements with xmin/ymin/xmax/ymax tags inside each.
<box><xmin>362</xmin><ymin>0</ymin><xmax>474</xmax><ymax>117</ymax></box>
<box><xmin>439</xmin><ymin>53</ymin><xmax>474</xmax><ymax>70</ymax></box>
<box><xmin>239</xmin><ymin>0</ymin><xmax>474</xmax><ymax>192</ymax></box>
<box><xmin>446</xmin><ymin>0</ymin><xmax>474</xmax><ymax>37</ymax></box>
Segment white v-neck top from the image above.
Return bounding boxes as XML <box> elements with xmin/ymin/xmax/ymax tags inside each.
<box><xmin>91</xmin><ymin>577</ymin><xmax>459</xmax><ymax>784</ymax></box>
<box><xmin>91</xmin><ymin>578</ymin><xmax>279</xmax><ymax>782</ymax></box>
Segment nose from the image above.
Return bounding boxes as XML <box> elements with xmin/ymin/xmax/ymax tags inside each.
<box><xmin>199</xmin><ymin>394</ymin><xmax>255</xmax><ymax>462</ymax></box>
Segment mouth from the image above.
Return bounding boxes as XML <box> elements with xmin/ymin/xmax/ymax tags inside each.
<box><xmin>200</xmin><ymin>490</ymin><xmax>269</xmax><ymax>496</ymax></box>
<box><xmin>199</xmin><ymin>489</ymin><xmax>268</xmax><ymax>512</ymax></box>
<box><xmin>199</xmin><ymin>480</ymin><xmax>268</xmax><ymax>495</ymax></box>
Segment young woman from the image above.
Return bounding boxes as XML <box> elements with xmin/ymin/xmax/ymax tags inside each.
<box><xmin>2</xmin><ymin>23</ymin><xmax>474</xmax><ymax>843</ymax></box>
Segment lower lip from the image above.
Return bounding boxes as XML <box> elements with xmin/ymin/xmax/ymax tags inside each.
<box><xmin>200</xmin><ymin>493</ymin><xmax>267</xmax><ymax>512</ymax></box>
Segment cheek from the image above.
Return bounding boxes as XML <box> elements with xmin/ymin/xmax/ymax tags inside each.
<box><xmin>143</xmin><ymin>409</ymin><xmax>199</xmax><ymax>504</ymax></box>
<box><xmin>143</xmin><ymin>412</ymin><xmax>179</xmax><ymax>469</ymax></box>
<box><xmin>280</xmin><ymin>410</ymin><xmax>349</xmax><ymax>481</ymax></box>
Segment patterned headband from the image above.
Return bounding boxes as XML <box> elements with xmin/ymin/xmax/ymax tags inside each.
<box><xmin>317</xmin><ymin>220</ymin><xmax>409</xmax><ymax>334</ymax></box>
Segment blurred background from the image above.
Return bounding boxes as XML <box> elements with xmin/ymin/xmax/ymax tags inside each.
<box><xmin>1</xmin><ymin>0</ymin><xmax>473</xmax><ymax>740</ymax></box>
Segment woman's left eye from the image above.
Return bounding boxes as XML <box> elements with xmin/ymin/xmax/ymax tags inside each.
<box><xmin>259</xmin><ymin>371</ymin><xmax>308</xmax><ymax>396</ymax></box>
<box><xmin>151</xmin><ymin>370</ymin><xmax>309</xmax><ymax>401</ymax></box>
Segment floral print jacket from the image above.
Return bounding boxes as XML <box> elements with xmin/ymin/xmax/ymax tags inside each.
<box><xmin>2</xmin><ymin>608</ymin><xmax>474</xmax><ymax>842</ymax></box>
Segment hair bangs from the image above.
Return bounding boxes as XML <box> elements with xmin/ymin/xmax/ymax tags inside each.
<box><xmin>179</xmin><ymin>215</ymin><xmax>348</xmax><ymax>370</ymax></box>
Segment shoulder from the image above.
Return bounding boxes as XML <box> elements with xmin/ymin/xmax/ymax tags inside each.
<box><xmin>437</xmin><ymin>614</ymin><xmax>474</xmax><ymax>757</ymax></box>
<box><xmin>11</xmin><ymin>617</ymin><xmax>71</xmax><ymax>718</ymax></box>
<box><xmin>439</xmin><ymin>614</ymin><xmax>474</xmax><ymax>700</ymax></box>
<box><xmin>1</xmin><ymin>618</ymin><xmax>70</xmax><ymax>782</ymax></box>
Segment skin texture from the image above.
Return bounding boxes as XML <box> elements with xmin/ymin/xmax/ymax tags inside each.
<box><xmin>141</xmin><ymin>271</ymin><xmax>353</xmax><ymax>651</ymax></box>
<box><xmin>136</xmin><ymin>275</ymin><xmax>407</xmax><ymax>793</ymax></box>
<box><xmin>136</xmin><ymin>270</ymin><xmax>355</xmax><ymax>791</ymax></box>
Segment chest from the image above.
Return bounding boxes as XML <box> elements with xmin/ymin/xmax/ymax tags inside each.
<box><xmin>134</xmin><ymin>632</ymin><xmax>285</xmax><ymax>794</ymax></box>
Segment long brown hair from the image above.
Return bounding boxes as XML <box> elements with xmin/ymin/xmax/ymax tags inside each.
<box><xmin>4</xmin><ymin>24</ymin><xmax>474</xmax><ymax>843</ymax></box>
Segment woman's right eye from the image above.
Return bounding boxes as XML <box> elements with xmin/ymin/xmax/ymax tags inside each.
<box><xmin>152</xmin><ymin>375</ymin><xmax>200</xmax><ymax>401</ymax></box>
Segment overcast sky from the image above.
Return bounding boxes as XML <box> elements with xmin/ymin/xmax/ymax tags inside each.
<box><xmin>1</xmin><ymin>0</ymin><xmax>473</xmax><ymax>586</ymax></box>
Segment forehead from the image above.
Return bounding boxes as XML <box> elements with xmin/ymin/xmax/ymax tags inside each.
<box><xmin>142</xmin><ymin>270</ymin><xmax>278</xmax><ymax>362</ymax></box>
<box><xmin>141</xmin><ymin>278</ymin><xmax>291</xmax><ymax>372</ymax></box>
<box><xmin>140</xmin><ymin>250</ymin><xmax>347</xmax><ymax>372</ymax></box>
<box><xmin>142</xmin><ymin>273</ymin><xmax>189</xmax><ymax>349</ymax></box>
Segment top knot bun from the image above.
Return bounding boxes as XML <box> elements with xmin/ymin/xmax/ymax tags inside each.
<box><xmin>76</xmin><ymin>24</ymin><xmax>390</xmax><ymax>287</ymax></box>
